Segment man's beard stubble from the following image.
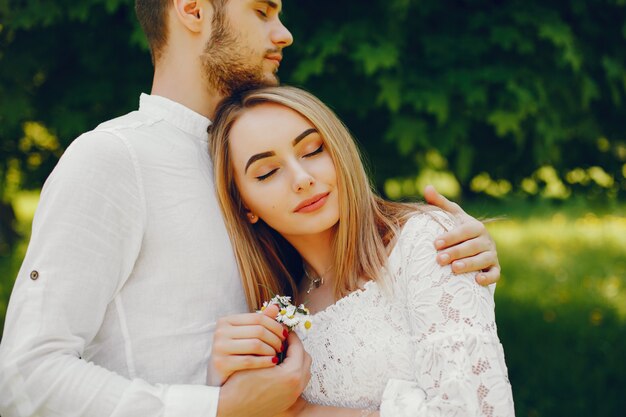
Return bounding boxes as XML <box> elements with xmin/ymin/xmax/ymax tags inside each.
<box><xmin>201</xmin><ymin>11</ymin><xmax>279</xmax><ymax>96</ymax></box>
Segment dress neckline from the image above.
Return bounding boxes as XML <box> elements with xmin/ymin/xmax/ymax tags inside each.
<box><xmin>310</xmin><ymin>280</ymin><xmax>379</xmax><ymax>321</ymax></box>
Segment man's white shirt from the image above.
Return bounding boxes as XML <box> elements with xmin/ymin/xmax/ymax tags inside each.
<box><xmin>0</xmin><ymin>94</ymin><xmax>248</xmax><ymax>417</ymax></box>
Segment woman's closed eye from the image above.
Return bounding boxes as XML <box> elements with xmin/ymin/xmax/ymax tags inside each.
<box><xmin>255</xmin><ymin>168</ymin><xmax>278</xmax><ymax>181</ymax></box>
<box><xmin>303</xmin><ymin>144</ymin><xmax>324</xmax><ymax>158</ymax></box>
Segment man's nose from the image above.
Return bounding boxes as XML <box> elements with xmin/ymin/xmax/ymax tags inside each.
<box><xmin>272</xmin><ymin>18</ymin><xmax>293</xmax><ymax>48</ymax></box>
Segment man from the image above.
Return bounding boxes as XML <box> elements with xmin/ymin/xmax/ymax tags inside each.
<box><xmin>0</xmin><ymin>1</ymin><xmax>500</xmax><ymax>416</ymax></box>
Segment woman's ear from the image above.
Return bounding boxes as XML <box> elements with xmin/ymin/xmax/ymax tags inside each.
<box><xmin>172</xmin><ymin>0</ymin><xmax>211</xmax><ymax>33</ymax></box>
<box><xmin>246</xmin><ymin>211</ymin><xmax>259</xmax><ymax>224</ymax></box>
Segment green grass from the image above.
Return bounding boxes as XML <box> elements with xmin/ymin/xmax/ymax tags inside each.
<box><xmin>474</xmin><ymin>200</ymin><xmax>626</xmax><ymax>417</ymax></box>
<box><xmin>1</xmin><ymin>193</ymin><xmax>625</xmax><ymax>416</ymax></box>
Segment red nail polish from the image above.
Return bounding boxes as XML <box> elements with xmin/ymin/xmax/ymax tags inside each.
<box><xmin>272</xmin><ymin>356</ymin><xmax>279</xmax><ymax>364</ymax></box>
<box><xmin>283</xmin><ymin>329</ymin><xmax>288</xmax><ymax>338</ymax></box>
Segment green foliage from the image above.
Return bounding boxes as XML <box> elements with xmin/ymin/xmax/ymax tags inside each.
<box><xmin>2</xmin><ymin>0</ymin><xmax>626</xmax><ymax>199</ymax></box>
<box><xmin>284</xmin><ymin>0</ymin><xmax>626</xmax><ymax>194</ymax></box>
<box><xmin>0</xmin><ymin>0</ymin><xmax>149</xmax><ymax>197</ymax></box>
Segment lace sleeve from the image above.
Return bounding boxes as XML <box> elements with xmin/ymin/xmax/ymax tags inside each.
<box><xmin>380</xmin><ymin>212</ymin><xmax>514</xmax><ymax>417</ymax></box>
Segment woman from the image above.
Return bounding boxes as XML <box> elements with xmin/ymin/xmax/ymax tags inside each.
<box><xmin>207</xmin><ymin>86</ymin><xmax>514</xmax><ymax>416</ymax></box>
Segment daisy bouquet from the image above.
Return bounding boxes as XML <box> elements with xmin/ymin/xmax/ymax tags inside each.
<box><xmin>259</xmin><ymin>295</ymin><xmax>312</xmax><ymax>363</ymax></box>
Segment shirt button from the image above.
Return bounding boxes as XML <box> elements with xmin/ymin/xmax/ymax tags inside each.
<box><xmin>30</xmin><ymin>270</ymin><xmax>39</xmax><ymax>280</ymax></box>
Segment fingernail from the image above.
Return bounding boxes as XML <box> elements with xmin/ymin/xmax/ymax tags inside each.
<box><xmin>453</xmin><ymin>261</ymin><xmax>465</xmax><ymax>270</ymax></box>
<box><xmin>439</xmin><ymin>253</ymin><xmax>450</xmax><ymax>263</ymax></box>
<box><xmin>272</xmin><ymin>356</ymin><xmax>279</xmax><ymax>364</ymax></box>
<box><xmin>435</xmin><ymin>239</ymin><xmax>445</xmax><ymax>249</ymax></box>
<box><xmin>283</xmin><ymin>329</ymin><xmax>289</xmax><ymax>338</ymax></box>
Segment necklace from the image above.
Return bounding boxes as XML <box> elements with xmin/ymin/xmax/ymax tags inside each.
<box><xmin>303</xmin><ymin>265</ymin><xmax>332</xmax><ymax>294</ymax></box>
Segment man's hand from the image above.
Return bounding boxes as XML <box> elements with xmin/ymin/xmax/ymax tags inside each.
<box><xmin>207</xmin><ymin>304</ymin><xmax>286</xmax><ymax>386</ymax></box>
<box><xmin>217</xmin><ymin>332</ymin><xmax>312</xmax><ymax>417</ymax></box>
<box><xmin>424</xmin><ymin>185</ymin><xmax>500</xmax><ymax>286</ymax></box>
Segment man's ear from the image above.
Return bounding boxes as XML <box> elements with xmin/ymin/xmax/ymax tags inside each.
<box><xmin>172</xmin><ymin>0</ymin><xmax>212</xmax><ymax>33</ymax></box>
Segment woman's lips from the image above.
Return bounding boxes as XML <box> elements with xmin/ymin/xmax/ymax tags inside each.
<box><xmin>294</xmin><ymin>192</ymin><xmax>330</xmax><ymax>213</ymax></box>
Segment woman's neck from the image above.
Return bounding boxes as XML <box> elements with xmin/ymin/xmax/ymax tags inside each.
<box><xmin>283</xmin><ymin>228</ymin><xmax>340</xmax><ymax>312</ymax></box>
<box><xmin>285</xmin><ymin>228</ymin><xmax>335</xmax><ymax>279</ymax></box>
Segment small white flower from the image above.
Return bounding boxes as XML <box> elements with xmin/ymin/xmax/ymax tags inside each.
<box><xmin>296</xmin><ymin>317</ymin><xmax>313</xmax><ymax>340</ymax></box>
<box><xmin>258</xmin><ymin>294</ymin><xmax>312</xmax><ymax>334</ymax></box>
<box><xmin>282</xmin><ymin>315</ymin><xmax>299</xmax><ymax>328</ymax></box>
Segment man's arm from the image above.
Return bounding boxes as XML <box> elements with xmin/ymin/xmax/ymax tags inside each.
<box><xmin>0</xmin><ymin>132</ymin><xmax>218</xmax><ymax>417</ymax></box>
<box><xmin>423</xmin><ymin>185</ymin><xmax>501</xmax><ymax>286</ymax></box>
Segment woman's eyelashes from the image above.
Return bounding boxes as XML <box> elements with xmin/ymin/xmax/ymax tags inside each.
<box><xmin>255</xmin><ymin>168</ymin><xmax>278</xmax><ymax>181</ymax></box>
<box><xmin>303</xmin><ymin>144</ymin><xmax>324</xmax><ymax>158</ymax></box>
<box><xmin>253</xmin><ymin>144</ymin><xmax>324</xmax><ymax>182</ymax></box>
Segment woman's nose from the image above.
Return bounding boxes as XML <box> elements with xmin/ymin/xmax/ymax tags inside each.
<box><xmin>292</xmin><ymin>166</ymin><xmax>315</xmax><ymax>192</ymax></box>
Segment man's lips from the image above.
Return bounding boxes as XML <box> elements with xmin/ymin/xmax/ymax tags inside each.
<box><xmin>294</xmin><ymin>192</ymin><xmax>330</xmax><ymax>213</ymax></box>
<box><xmin>265</xmin><ymin>54</ymin><xmax>282</xmax><ymax>65</ymax></box>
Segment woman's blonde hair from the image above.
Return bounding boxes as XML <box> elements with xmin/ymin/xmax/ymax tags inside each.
<box><xmin>209</xmin><ymin>86</ymin><xmax>426</xmax><ymax>311</ymax></box>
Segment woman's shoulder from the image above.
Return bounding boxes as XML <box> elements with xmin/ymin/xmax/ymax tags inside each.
<box><xmin>397</xmin><ymin>208</ymin><xmax>457</xmax><ymax>245</ymax></box>
<box><xmin>385</xmin><ymin>208</ymin><xmax>453</xmax><ymax>281</ymax></box>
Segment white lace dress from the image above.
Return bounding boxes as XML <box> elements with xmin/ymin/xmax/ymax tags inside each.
<box><xmin>300</xmin><ymin>212</ymin><xmax>515</xmax><ymax>416</ymax></box>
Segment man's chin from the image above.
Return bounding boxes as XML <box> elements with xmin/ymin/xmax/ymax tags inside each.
<box><xmin>264</xmin><ymin>73</ymin><xmax>280</xmax><ymax>86</ymax></box>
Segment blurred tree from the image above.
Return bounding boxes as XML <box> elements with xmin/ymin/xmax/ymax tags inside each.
<box><xmin>284</xmin><ymin>0</ymin><xmax>626</xmax><ymax>196</ymax></box>
<box><xmin>0</xmin><ymin>0</ymin><xmax>150</xmax><ymax>251</ymax></box>
<box><xmin>1</xmin><ymin>0</ymin><xmax>626</xmax><ymax>246</ymax></box>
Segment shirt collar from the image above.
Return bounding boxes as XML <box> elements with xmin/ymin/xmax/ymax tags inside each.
<box><xmin>139</xmin><ymin>93</ymin><xmax>212</xmax><ymax>141</ymax></box>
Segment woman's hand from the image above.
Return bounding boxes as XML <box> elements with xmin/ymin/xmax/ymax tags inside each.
<box><xmin>207</xmin><ymin>304</ymin><xmax>287</xmax><ymax>386</ymax></box>
<box><xmin>424</xmin><ymin>185</ymin><xmax>501</xmax><ymax>286</ymax></box>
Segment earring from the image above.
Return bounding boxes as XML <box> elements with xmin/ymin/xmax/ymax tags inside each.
<box><xmin>246</xmin><ymin>212</ymin><xmax>259</xmax><ymax>224</ymax></box>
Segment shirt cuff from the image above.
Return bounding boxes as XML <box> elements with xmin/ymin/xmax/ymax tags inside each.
<box><xmin>164</xmin><ymin>384</ymin><xmax>220</xmax><ymax>417</ymax></box>
<box><xmin>380</xmin><ymin>379</ymin><xmax>426</xmax><ymax>417</ymax></box>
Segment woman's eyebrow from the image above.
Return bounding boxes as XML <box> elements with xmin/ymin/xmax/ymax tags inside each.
<box><xmin>292</xmin><ymin>128</ymin><xmax>318</xmax><ymax>146</ymax></box>
<box><xmin>244</xmin><ymin>128</ymin><xmax>318</xmax><ymax>173</ymax></box>
<box><xmin>245</xmin><ymin>151</ymin><xmax>275</xmax><ymax>173</ymax></box>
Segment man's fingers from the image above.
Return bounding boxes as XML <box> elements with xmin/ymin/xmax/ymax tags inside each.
<box><xmin>476</xmin><ymin>266</ymin><xmax>501</xmax><ymax>286</ymax></box>
<box><xmin>280</xmin><ymin>332</ymin><xmax>305</xmax><ymax>367</ymax></box>
<box><xmin>450</xmin><ymin>251</ymin><xmax>496</xmax><ymax>274</ymax></box>
<box><xmin>280</xmin><ymin>332</ymin><xmax>312</xmax><ymax>391</ymax></box>
<box><xmin>423</xmin><ymin>185</ymin><xmax>463</xmax><ymax>215</ymax></box>
<box><xmin>434</xmin><ymin>220</ymin><xmax>485</xmax><ymax>250</ymax></box>
<box><xmin>436</xmin><ymin>238</ymin><xmax>487</xmax><ymax>265</ymax></box>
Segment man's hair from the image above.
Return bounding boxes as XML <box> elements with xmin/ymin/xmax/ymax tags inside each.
<box><xmin>135</xmin><ymin>0</ymin><xmax>170</xmax><ymax>63</ymax></box>
<box><xmin>135</xmin><ymin>0</ymin><xmax>227</xmax><ymax>63</ymax></box>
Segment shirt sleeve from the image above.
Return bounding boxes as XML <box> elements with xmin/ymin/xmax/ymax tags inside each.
<box><xmin>0</xmin><ymin>131</ymin><xmax>220</xmax><ymax>417</ymax></box>
<box><xmin>380</xmin><ymin>212</ymin><xmax>515</xmax><ymax>417</ymax></box>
